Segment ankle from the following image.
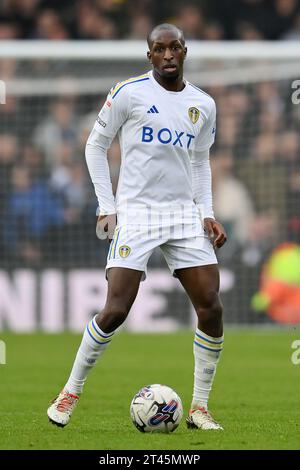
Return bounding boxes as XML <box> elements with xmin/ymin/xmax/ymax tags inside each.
<box><xmin>191</xmin><ymin>400</ymin><xmax>208</xmax><ymax>411</ymax></box>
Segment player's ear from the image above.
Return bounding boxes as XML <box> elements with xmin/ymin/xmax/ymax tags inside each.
<box><xmin>147</xmin><ymin>51</ymin><xmax>152</xmax><ymax>64</ymax></box>
<box><xmin>183</xmin><ymin>47</ymin><xmax>187</xmax><ymax>60</ymax></box>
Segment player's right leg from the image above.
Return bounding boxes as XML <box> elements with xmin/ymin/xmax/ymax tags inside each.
<box><xmin>47</xmin><ymin>267</ymin><xmax>143</xmax><ymax>427</ymax></box>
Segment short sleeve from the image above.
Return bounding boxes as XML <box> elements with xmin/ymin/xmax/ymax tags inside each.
<box><xmin>93</xmin><ymin>84</ymin><xmax>130</xmax><ymax>139</ymax></box>
<box><xmin>196</xmin><ymin>99</ymin><xmax>216</xmax><ymax>152</ymax></box>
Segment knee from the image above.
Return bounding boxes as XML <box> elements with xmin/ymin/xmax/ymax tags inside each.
<box><xmin>96</xmin><ymin>300</ymin><xmax>130</xmax><ymax>332</ymax></box>
<box><xmin>195</xmin><ymin>292</ymin><xmax>223</xmax><ymax>322</ymax></box>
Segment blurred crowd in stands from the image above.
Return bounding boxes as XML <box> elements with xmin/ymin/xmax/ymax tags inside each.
<box><xmin>1</xmin><ymin>0</ymin><xmax>300</xmax><ymax>41</ymax></box>
<box><xmin>0</xmin><ymin>77</ymin><xmax>299</xmax><ymax>267</ymax></box>
<box><xmin>0</xmin><ymin>0</ymin><xmax>300</xmax><ymax>268</ymax></box>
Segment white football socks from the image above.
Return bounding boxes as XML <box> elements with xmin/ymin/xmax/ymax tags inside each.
<box><xmin>64</xmin><ymin>316</ymin><xmax>115</xmax><ymax>396</ymax></box>
<box><xmin>192</xmin><ymin>328</ymin><xmax>224</xmax><ymax>410</ymax></box>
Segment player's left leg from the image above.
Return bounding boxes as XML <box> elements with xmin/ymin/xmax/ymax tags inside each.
<box><xmin>175</xmin><ymin>264</ymin><xmax>224</xmax><ymax>430</ymax></box>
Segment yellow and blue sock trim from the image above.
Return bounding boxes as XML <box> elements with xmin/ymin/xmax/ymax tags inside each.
<box><xmin>86</xmin><ymin>316</ymin><xmax>114</xmax><ymax>346</ymax></box>
<box><xmin>194</xmin><ymin>329</ymin><xmax>224</xmax><ymax>353</ymax></box>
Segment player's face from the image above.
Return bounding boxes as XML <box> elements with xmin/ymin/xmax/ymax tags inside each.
<box><xmin>147</xmin><ymin>31</ymin><xmax>187</xmax><ymax>79</ymax></box>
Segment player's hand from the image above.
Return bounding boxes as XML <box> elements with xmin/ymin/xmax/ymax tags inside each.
<box><xmin>203</xmin><ymin>218</ymin><xmax>227</xmax><ymax>249</ymax></box>
<box><xmin>96</xmin><ymin>214</ymin><xmax>117</xmax><ymax>243</ymax></box>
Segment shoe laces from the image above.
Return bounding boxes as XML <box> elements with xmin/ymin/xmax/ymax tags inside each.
<box><xmin>190</xmin><ymin>407</ymin><xmax>215</xmax><ymax>422</ymax></box>
<box><xmin>56</xmin><ymin>392</ymin><xmax>78</xmax><ymax>413</ymax></box>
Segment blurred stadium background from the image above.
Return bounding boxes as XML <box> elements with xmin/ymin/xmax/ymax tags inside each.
<box><xmin>1</xmin><ymin>0</ymin><xmax>300</xmax><ymax>332</ymax></box>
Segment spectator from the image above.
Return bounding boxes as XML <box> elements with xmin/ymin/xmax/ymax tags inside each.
<box><xmin>277</xmin><ymin>130</ymin><xmax>300</xmax><ymax>240</ymax></box>
<box><xmin>75</xmin><ymin>1</ymin><xmax>118</xmax><ymax>39</ymax></box>
<box><xmin>22</xmin><ymin>144</ymin><xmax>47</xmax><ymax>182</ymax></box>
<box><xmin>6</xmin><ymin>0</ymin><xmax>40</xmax><ymax>38</ymax></box>
<box><xmin>237</xmin><ymin>133</ymin><xmax>288</xmax><ymax>245</ymax></box>
<box><xmin>256</xmin><ymin>82</ymin><xmax>284</xmax><ymax>115</ymax></box>
<box><xmin>235</xmin><ymin>21</ymin><xmax>265</xmax><ymax>40</ymax></box>
<box><xmin>78</xmin><ymin>110</ymin><xmax>98</xmax><ymax>153</ymax></box>
<box><xmin>33</xmin><ymin>8</ymin><xmax>70</xmax><ymax>39</ymax></box>
<box><xmin>174</xmin><ymin>4</ymin><xmax>206</xmax><ymax>39</ymax></box>
<box><xmin>0</xmin><ymin>134</ymin><xmax>18</xmax><ymax>258</ymax></box>
<box><xmin>271</xmin><ymin>0</ymin><xmax>300</xmax><ymax>39</ymax></box>
<box><xmin>277</xmin><ymin>130</ymin><xmax>299</xmax><ymax>169</ymax></box>
<box><xmin>203</xmin><ymin>21</ymin><xmax>224</xmax><ymax>40</ymax></box>
<box><xmin>128</xmin><ymin>13</ymin><xmax>153</xmax><ymax>39</ymax></box>
<box><xmin>0</xmin><ymin>0</ymin><xmax>300</xmax><ymax>40</ymax></box>
<box><xmin>282</xmin><ymin>11</ymin><xmax>300</xmax><ymax>39</ymax></box>
<box><xmin>214</xmin><ymin>88</ymin><xmax>250</xmax><ymax>154</ymax></box>
<box><xmin>0</xmin><ymin>96</ymin><xmax>26</xmax><ymax>140</ymax></box>
<box><xmin>33</xmin><ymin>98</ymin><xmax>78</xmax><ymax>166</ymax></box>
<box><xmin>287</xmin><ymin>169</ymin><xmax>300</xmax><ymax>239</ymax></box>
<box><xmin>211</xmin><ymin>152</ymin><xmax>255</xmax><ymax>246</ymax></box>
<box><xmin>50</xmin><ymin>161</ymin><xmax>88</xmax><ymax>213</ymax></box>
<box><xmin>91</xmin><ymin>14</ymin><xmax>118</xmax><ymax>39</ymax></box>
<box><xmin>0</xmin><ymin>19</ymin><xmax>19</xmax><ymax>39</ymax></box>
<box><xmin>4</xmin><ymin>166</ymin><xmax>65</xmax><ymax>263</ymax></box>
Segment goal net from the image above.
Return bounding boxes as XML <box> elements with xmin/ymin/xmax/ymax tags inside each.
<box><xmin>0</xmin><ymin>40</ymin><xmax>299</xmax><ymax>331</ymax></box>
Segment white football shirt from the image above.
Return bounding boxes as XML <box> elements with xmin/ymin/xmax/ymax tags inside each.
<box><xmin>92</xmin><ymin>70</ymin><xmax>216</xmax><ymax>236</ymax></box>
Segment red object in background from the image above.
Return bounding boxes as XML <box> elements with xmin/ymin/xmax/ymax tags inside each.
<box><xmin>254</xmin><ymin>243</ymin><xmax>300</xmax><ymax>324</ymax></box>
<box><xmin>261</xmin><ymin>279</ymin><xmax>300</xmax><ymax>324</ymax></box>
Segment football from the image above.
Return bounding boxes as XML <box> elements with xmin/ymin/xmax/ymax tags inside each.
<box><xmin>130</xmin><ymin>384</ymin><xmax>183</xmax><ymax>433</ymax></box>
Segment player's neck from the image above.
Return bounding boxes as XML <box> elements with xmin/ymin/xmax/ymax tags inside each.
<box><xmin>152</xmin><ymin>70</ymin><xmax>185</xmax><ymax>92</ymax></box>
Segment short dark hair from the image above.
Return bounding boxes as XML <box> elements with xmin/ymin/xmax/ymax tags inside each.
<box><xmin>147</xmin><ymin>23</ymin><xmax>185</xmax><ymax>48</ymax></box>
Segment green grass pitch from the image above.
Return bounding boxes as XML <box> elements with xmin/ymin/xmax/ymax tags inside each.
<box><xmin>0</xmin><ymin>329</ymin><xmax>299</xmax><ymax>450</ymax></box>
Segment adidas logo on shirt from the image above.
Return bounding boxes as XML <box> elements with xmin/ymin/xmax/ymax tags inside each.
<box><xmin>147</xmin><ymin>105</ymin><xmax>159</xmax><ymax>114</ymax></box>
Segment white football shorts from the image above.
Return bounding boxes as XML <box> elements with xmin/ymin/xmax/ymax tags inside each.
<box><xmin>105</xmin><ymin>225</ymin><xmax>217</xmax><ymax>281</ymax></box>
